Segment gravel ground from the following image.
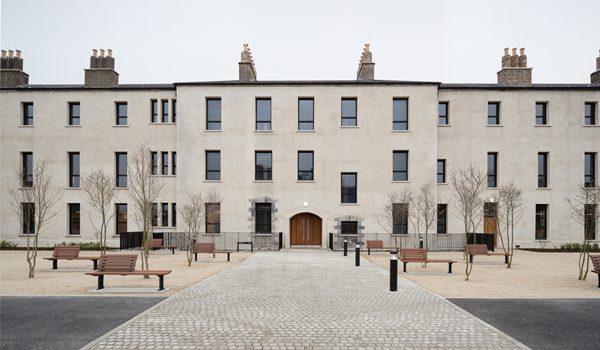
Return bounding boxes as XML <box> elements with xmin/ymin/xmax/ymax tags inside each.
<box><xmin>0</xmin><ymin>249</ymin><xmax>254</xmax><ymax>296</ymax></box>
<box><xmin>364</xmin><ymin>249</ymin><xmax>600</xmax><ymax>297</ymax></box>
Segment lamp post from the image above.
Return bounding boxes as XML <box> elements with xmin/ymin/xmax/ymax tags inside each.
<box><xmin>390</xmin><ymin>251</ymin><xmax>398</xmax><ymax>292</ymax></box>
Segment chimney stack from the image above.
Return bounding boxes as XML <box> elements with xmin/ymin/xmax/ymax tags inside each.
<box><xmin>497</xmin><ymin>47</ymin><xmax>532</xmax><ymax>86</ymax></box>
<box><xmin>1</xmin><ymin>49</ymin><xmax>29</xmax><ymax>87</ymax></box>
<box><xmin>85</xmin><ymin>48</ymin><xmax>119</xmax><ymax>87</ymax></box>
<box><xmin>357</xmin><ymin>44</ymin><xmax>375</xmax><ymax>81</ymax></box>
<box><xmin>239</xmin><ymin>44</ymin><xmax>257</xmax><ymax>81</ymax></box>
<box><xmin>592</xmin><ymin>49</ymin><xmax>600</xmax><ymax>85</ymax></box>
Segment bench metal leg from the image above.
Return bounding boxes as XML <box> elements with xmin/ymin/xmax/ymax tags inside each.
<box><xmin>53</xmin><ymin>260</ymin><xmax>58</xmax><ymax>270</ymax></box>
<box><xmin>237</xmin><ymin>243</ymin><xmax>240</xmax><ymax>252</ymax></box>
<box><xmin>93</xmin><ymin>260</ymin><xmax>98</xmax><ymax>270</ymax></box>
<box><xmin>368</xmin><ymin>248</ymin><xmax>370</xmax><ymax>255</ymax></box>
<box><xmin>172</xmin><ymin>247</ymin><xmax>175</xmax><ymax>254</ymax></box>
<box><xmin>597</xmin><ymin>274</ymin><xmax>600</xmax><ymax>288</ymax></box>
<box><xmin>251</xmin><ymin>243</ymin><xmax>253</xmax><ymax>253</ymax></box>
<box><xmin>158</xmin><ymin>276</ymin><xmax>165</xmax><ymax>291</ymax></box>
<box><xmin>227</xmin><ymin>253</ymin><xmax>230</xmax><ymax>262</ymax></box>
<box><xmin>469</xmin><ymin>255</ymin><xmax>473</xmax><ymax>263</ymax></box>
<box><xmin>448</xmin><ymin>263</ymin><xmax>453</xmax><ymax>274</ymax></box>
<box><xmin>505</xmin><ymin>255</ymin><xmax>508</xmax><ymax>264</ymax></box>
<box><xmin>97</xmin><ymin>275</ymin><xmax>104</xmax><ymax>290</ymax></box>
<box><xmin>194</xmin><ymin>253</ymin><xmax>197</xmax><ymax>261</ymax></box>
<box><xmin>403</xmin><ymin>262</ymin><xmax>407</xmax><ymax>273</ymax></box>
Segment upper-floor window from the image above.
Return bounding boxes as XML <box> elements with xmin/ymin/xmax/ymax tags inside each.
<box><xmin>116</xmin><ymin>103</ymin><xmax>127</xmax><ymax>125</ymax></box>
<box><xmin>536</xmin><ymin>103</ymin><xmax>547</xmax><ymax>125</ymax></box>
<box><xmin>255</xmin><ymin>151</ymin><xmax>272</xmax><ymax>180</ymax></box>
<box><xmin>585</xmin><ymin>153</ymin><xmax>596</xmax><ymax>187</ymax></box>
<box><xmin>341</xmin><ymin>173</ymin><xmax>357</xmax><ymax>203</ymax></box>
<box><xmin>151</xmin><ymin>152</ymin><xmax>158</xmax><ymax>175</ymax></box>
<box><xmin>341</xmin><ymin>98</ymin><xmax>357</xmax><ymax>126</ymax></box>
<box><xmin>298</xmin><ymin>151</ymin><xmax>314</xmax><ymax>181</ymax></box>
<box><xmin>23</xmin><ymin>103</ymin><xmax>33</xmax><ymax>126</ymax></box>
<box><xmin>439</xmin><ymin>102</ymin><xmax>448</xmax><ymax>125</ymax></box>
<box><xmin>437</xmin><ymin>160</ymin><xmax>445</xmax><ymax>183</ymax></box>
<box><xmin>69</xmin><ymin>204</ymin><xmax>80</xmax><ymax>235</ymax></box>
<box><xmin>207</xmin><ymin>99</ymin><xmax>221</xmax><ymax>130</ymax></box>
<box><xmin>69</xmin><ymin>152</ymin><xmax>80</xmax><ymax>187</ymax></box>
<box><xmin>393</xmin><ymin>98</ymin><xmax>408</xmax><ymax>130</ymax></box>
<box><xmin>206</xmin><ymin>151</ymin><xmax>221</xmax><ymax>180</ymax></box>
<box><xmin>161</xmin><ymin>152</ymin><xmax>169</xmax><ymax>175</ymax></box>
<box><xmin>488</xmin><ymin>103</ymin><xmax>499</xmax><ymax>125</ymax></box>
<box><xmin>488</xmin><ymin>152</ymin><xmax>498</xmax><ymax>187</ymax></box>
<box><xmin>172</xmin><ymin>100</ymin><xmax>177</xmax><ymax>123</ymax></box>
<box><xmin>151</xmin><ymin>100</ymin><xmax>158</xmax><ymax>123</ymax></box>
<box><xmin>298</xmin><ymin>98</ymin><xmax>314</xmax><ymax>130</ymax></box>
<box><xmin>256</xmin><ymin>99</ymin><xmax>271</xmax><ymax>130</ymax></box>
<box><xmin>162</xmin><ymin>100</ymin><xmax>169</xmax><ymax>123</ymax></box>
<box><xmin>22</xmin><ymin>152</ymin><xmax>33</xmax><ymax>187</ymax></box>
<box><xmin>172</xmin><ymin>152</ymin><xmax>177</xmax><ymax>175</ymax></box>
<box><xmin>393</xmin><ymin>151</ymin><xmax>408</xmax><ymax>181</ymax></box>
<box><xmin>585</xmin><ymin>103</ymin><xmax>596</xmax><ymax>125</ymax></box>
<box><xmin>538</xmin><ymin>153</ymin><xmax>548</xmax><ymax>188</ymax></box>
<box><xmin>437</xmin><ymin>204</ymin><xmax>447</xmax><ymax>234</ymax></box>
<box><xmin>69</xmin><ymin>103</ymin><xmax>80</xmax><ymax>126</ymax></box>
<box><xmin>116</xmin><ymin>153</ymin><xmax>127</xmax><ymax>187</ymax></box>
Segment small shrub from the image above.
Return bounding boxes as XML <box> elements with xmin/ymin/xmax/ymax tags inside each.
<box><xmin>54</xmin><ymin>241</ymin><xmax>101</xmax><ymax>249</ymax></box>
<box><xmin>0</xmin><ymin>240</ymin><xmax>18</xmax><ymax>248</ymax></box>
<box><xmin>593</xmin><ymin>243</ymin><xmax>599</xmax><ymax>250</ymax></box>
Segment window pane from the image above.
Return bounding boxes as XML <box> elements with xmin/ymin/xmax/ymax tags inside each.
<box><xmin>256</xmin><ymin>153</ymin><xmax>272</xmax><ymax>171</ymax></box>
<box><xmin>116</xmin><ymin>204</ymin><xmax>127</xmax><ymax>235</ymax></box>
<box><xmin>70</xmin><ymin>103</ymin><xmax>80</xmax><ymax>125</ymax></box>
<box><xmin>341</xmin><ymin>173</ymin><xmax>357</xmax><ymax>203</ymax></box>
<box><xmin>488</xmin><ymin>153</ymin><xmax>497</xmax><ymax>187</ymax></box>
<box><xmin>172</xmin><ymin>152</ymin><xmax>177</xmax><ymax>175</ymax></box>
<box><xmin>172</xmin><ymin>100</ymin><xmax>177</xmax><ymax>123</ymax></box>
<box><xmin>393</xmin><ymin>152</ymin><xmax>408</xmax><ymax>181</ymax></box>
<box><xmin>535</xmin><ymin>205</ymin><xmax>547</xmax><ymax>240</ymax></box>
<box><xmin>393</xmin><ymin>99</ymin><xmax>407</xmax><ymax>122</ymax></box>
<box><xmin>117</xmin><ymin>153</ymin><xmax>127</xmax><ymax>187</ymax></box>
<box><xmin>256</xmin><ymin>99</ymin><xmax>271</xmax><ymax>121</ymax></box>
<box><xmin>207</xmin><ymin>100</ymin><xmax>221</xmax><ymax>121</ymax></box>
<box><xmin>70</xmin><ymin>153</ymin><xmax>80</xmax><ymax>187</ymax></box>
<box><xmin>162</xmin><ymin>203</ymin><xmax>168</xmax><ymax>226</ymax></box>
<box><xmin>151</xmin><ymin>100</ymin><xmax>157</xmax><ymax>123</ymax></box>
<box><xmin>439</xmin><ymin>103</ymin><xmax>447</xmax><ymax>125</ymax></box>
<box><xmin>299</xmin><ymin>99</ymin><xmax>314</xmax><ymax>122</ymax></box>
<box><xmin>206</xmin><ymin>151</ymin><xmax>221</xmax><ymax>180</ymax></box>
<box><xmin>256</xmin><ymin>203</ymin><xmax>271</xmax><ymax>233</ymax></box>
<box><xmin>341</xmin><ymin>99</ymin><xmax>356</xmax><ymax>118</ymax></box>
<box><xmin>70</xmin><ymin>204</ymin><xmax>80</xmax><ymax>235</ymax></box>
<box><xmin>298</xmin><ymin>152</ymin><xmax>313</xmax><ymax>180</ymax></box>
<box><xmin>341</xmin><ymin>221</ymin><xmax>358</xmax><ymax>235</ymax></box>
<box><xmin>162</xmin><ymin>152</ymin><xmax>168</xmax><ymax>175</ymax></box>
<box><xmin>341</xmin><ymin>118</ymin><xmax>356</xmax><ymax>126</ymax></box>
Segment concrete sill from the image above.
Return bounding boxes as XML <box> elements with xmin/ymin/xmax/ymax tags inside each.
<box><xmin>297</xmin><ymin>130</ymin><xmax>316</xmax><ymax>133</ymax></box>
<box><xmin>392</xmin><ymin>181</ymin><xmax>410</xmax><ymax>183</ymax></box>
<box><xmin>254</xmin><ymin>130</ymin><xmax>273</xmax><ymax>133</ymax></box>
<box><xmin>254</xmin><ymin>180</ymin><xmax>273</xmax><ymax>183</ymax></box>
<box><xmin>438</xmin><ymin>124</ymin><xmax>451</xmax><ymax>127</ymax></box>
<box><xmin>65</xmin><ymin>187</ymin><xmax>81</xmax><ymax>190</ymax></box>
<box><xmin>537</xmin><ymin>187</ymin><xmax>552</xmax><ymax>190</ymax></box>
<box><xmin>114</xmin><ymin>187</ymin><xmax>128</xmax><ymax>190</ymax></box>
<box><xmin>204</xmin><ymin>130</ymin><xmax>222</xmax><ymax>132</ymax></box>
<box><xmin>149</xmin><ymin>123</ymin><xmax>177</xmax><ymax>125</ymax></box>
<box><xmin>296</xmin><ymin>180</ymin><xmax>315</xmax><ymax>183</ymax></box>
<box><xmin>66</xmin><ymin>235</ymin><xmax>82</xmax><ymax>237</ymax></box>
<box><xmin>340</xmin><ymin>126</ymin><xmax>359</xmax><ymax>129</ymax></box>
<box><xmin>112</xmin><ymin>125</ymin><xmax>128</xmax><ymax>127</ymax></box>
<box><xmin>18</xmin><ymin>125</ymin><xmax>34</xmax><ymax>128</ymax></box>
<box><xmin>65</xmin><ymin>125</ymin><xmax>82</xmax><ymax>128</ymax></box>
<box><xmin>391</xmin><ymin>130</ymin><xmax>411</xmax><ymax>133</ymax></box>
<box><xmin>437</xmin><ymin>183</ymin><xmax>448</xmax><ymax>185</ymax></box>
<box><xmin>339</xmin><ymin>203</ymin><xmax>359</xmax><ymax>206</ymax></box>
<box><xmin>486</xmin><ymin>124</ymin><xmax>503</xmax><ymax>127</ymax></box>
<box><xmin>204</xmin><ymin>180</ymin><xmax>222</xmax><ymax>183</ymax></box>
<box><xmin>583</xmin><ymin>124</ymin><xmax>600</xmax><ymax>127</ymax></box>
<box><xmin>534</xmin><ymin>124</ymin><xmax>552</xmax><ymax>127</ymax></box>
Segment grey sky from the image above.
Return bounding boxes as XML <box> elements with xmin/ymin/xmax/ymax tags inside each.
<box><xmin>1</xmin><ymin>0</ymin><xmax>599</xmax><ymax>85</ymax></box>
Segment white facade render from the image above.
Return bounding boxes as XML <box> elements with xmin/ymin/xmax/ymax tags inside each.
<box><xmin>1</xmin><ymin>46</ymin><xmax>599</xmax><ymax>249</ymax></box>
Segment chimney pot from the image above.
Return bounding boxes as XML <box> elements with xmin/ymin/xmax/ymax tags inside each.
<box><xmin>520</xmin><ymin>48</ymin><xmax>525</xmax><ymax>56</ymax></box>
<box><xmin>1</xmin><ymin>50</ymin><xmax>6</xmax><ymax>58</ymax></box>
<box><xmin>108</xmin><ymin>49</ymin><xmax>113</xmax><ymax>57</ymax></box>
<box><xmin>93</xmin><ymin>49</ymin><xmax>97</xmax><ymax>57</ymax></box>
<box><xmin>100</xmin><ymin>49</ymin><xmax>105</xmax><ymax>57</ymax></box>
<box><xmin>8</xmin><ymin>50</ymin><xmax>14</xmax><ymax>58</ymax></box>
<box><xmin>512</xmin><ymin>48</ymin><xmax>517</xmax><ymax>55</ymax></box>
<box><xmin>504</xmin><ymin>48</ymin><xmax>509</xmax><ymax>55</ymax></box>
<box><xmin>16</xmin><ymin>50</ymin><xmax>21</xmax><ymax>58</ymax></box>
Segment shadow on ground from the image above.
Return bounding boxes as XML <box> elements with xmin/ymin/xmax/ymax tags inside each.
<box><xmin>0</xmin><ymin>296</ymin><xmax>166</xmax><ymax>350</ymax></box>
<box><xmin>448</xmin><ymin>298</ymin><xmax>600</xmax><ymax>350</ymax></box>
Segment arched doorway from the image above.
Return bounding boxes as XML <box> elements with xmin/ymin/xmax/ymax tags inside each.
<box><xmin>290</xmin><ymin>213</ymin><xmax>322</xmax><ymax>247</ymax></box>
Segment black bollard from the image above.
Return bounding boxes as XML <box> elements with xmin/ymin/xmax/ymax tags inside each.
<box><xmin>390</xmin><ymin>251</ymin><xmax>398</xmax><ymax>292</ymax></box>
<box><xmin>419</xmin><ymin>236</ymin><xmax>423</xmax><ymax>249</ymax></box>
<box><xmin>355</xmin><ymin>243</ymin><xmax>360</xmax><ymax>266</ymax></box>
<box><xmin>344</xmin><ymin>239</ymin><xmax>348</xmax><ymax>256</ymax></box>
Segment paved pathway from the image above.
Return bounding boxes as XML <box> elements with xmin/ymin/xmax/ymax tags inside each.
<box><xmin>83</xmin><ymin>249</ymin><xmax>527</xmax><ymax>349</ymax></box>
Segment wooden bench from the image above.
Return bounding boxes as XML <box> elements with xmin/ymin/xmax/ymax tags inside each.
<box><xmin>193</xmin><ymin>243</ymin><xmax>232</xmax><ymax>262</ymax></box>
<box><xmin>85</xmin><ymin>254</ymin><xmax>171</xmax><ymax>291</ymax></box>
<box><xmin>43</xmin><ymin>246</ymin><xmax>100</xmax><ymax>270</ymax></box>
<box><xmin>467</xmin><ymin>244</ymin><xmax>511</xmax><ymax>264</ymax></box>
<box><xmin>148</xmin><ymin>238</ymin><xmax>177</xmax><ymax>254</ymax></box>
<box><xmin>400</xmin><ymin>248</ymin><xmax>457</xmax><ymax>274</ymax></box>
<box><xmin>591</xmin><ymin>255</ymin><xmax>600</xmax><ymax>288</ymax></box>
<box><xmin>366</xmin><ymin>240</ymin><xmax>398</xmax><ymax>255</ymax></box>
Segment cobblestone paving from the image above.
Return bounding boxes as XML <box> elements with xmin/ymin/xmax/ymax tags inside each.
<box><xmin>85</xmin><ymin>249</ymin><xmax>527</xmax><ymax>349</ymax></box>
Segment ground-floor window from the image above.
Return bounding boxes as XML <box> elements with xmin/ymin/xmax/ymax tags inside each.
<box><xmin>22</xmin><ymin>203</ymin><xmax>35</xmax><ymax>234</ymax></box>
<box><xmin>535</xmin><ymin>204</ymin><xmax>547</xmax><ymax>240</ymax></box>
<box><xmin>437</xmin><ymin>204</ymin><xmax>447</xmax><ymax>234</ymax></box>
<box><xmin>151</xmin><ymin>203</ymin><xmax>158</xmax><ymax>227</ymax></box>
<box><xmin>116</xmin><ymin>204</ymin><xmax>127</xmax><ymax>234</ymax></box>
<box><xmin>171</xmin><ymin>203</ymin><xmax>177</xmax><ymax>227</ymax></box>
<box><xmin>341</xmin><ymin>221</ymin><xmax>357</xmax><ymax>235</ymax></box>
<box><xmin>585</xmin><ymin>204</ymin><xmax>596</xmax><ymax>241</ymax></box>
<box><xmin>256</xmin><ymin>203</ymin><xmax>271</xmax><ymax>233</ymax></box>
<box><xmin>69</xmin><ymin>203</ymin><xmax>80</xmax><ymax>235</ymax></box>
<box><xmin>393</xmin><ymin>203</ymin><xmax>408</xmax><ymax>235</ymax></box>
<box><xmin>161</xmin><ymin>203</ymin><xmax>169</xmax><ymax>227</ymax></box>
<box><xmin>206</xmin><ymin>203</ymin><xmax>221</xmax><ymax>234</ymax></box>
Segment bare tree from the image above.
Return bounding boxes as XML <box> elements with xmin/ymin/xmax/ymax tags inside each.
<box><xmin>377</xmin><ymin>188</ymin><xmax>413</xmax><ymax>250</ymax></box>
<box><xmin>205</xmin><ymin>187</ymin><xmax>223</xmax><ymax>258</ymax></box>
<box><xmin>127</xmin><ymin>143</ymin><xmax>169</xmax><ymax>276</ymax></box>
<box><xmin>449</xmin><ymin>164</ymin><xmax>487</xmax><ymax>281</ymax></box>
<box><xmin>179</xmin><ymin>192</ymin><xmax>205</xmax><ymax>266</ymax></box>
<box><xmin>566</xmin><ymin>183</ymin><xmax>600</xmax><ymax>280</ymax></box>
<box><xmin>494</xmin><ymin>181</ymin><xmax>526</xmax><ymax>268</ymax></box>
<box><xmin>9</xmin><ymin>159</ymin><xmax>62</xmax><ymax>278</ymax></box>
<box><xmin>411</xmin><ymin>184</ymin><xmax>438</xmax><ymax>251</ymax></box>
<box><xmin>80</xmin><ymin>169</ymin><xmax>120</xmax><ymax>254</ymax></box>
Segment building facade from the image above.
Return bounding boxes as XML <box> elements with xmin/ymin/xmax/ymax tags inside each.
<box><xmin>1</xmin><ymin>46</ymin><xmax>599</xmax><ymax>249</ymax></box>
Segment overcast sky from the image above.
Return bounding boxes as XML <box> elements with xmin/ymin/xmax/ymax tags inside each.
<box><xmin>1</xmin><ymin>0</ymin><xmax>599</xmax><ymax>85</ymax></box>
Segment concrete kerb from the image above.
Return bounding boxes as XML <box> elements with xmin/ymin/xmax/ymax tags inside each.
<box><xmin>78</xmin><ymin>252</ymin><xmax>261</xmax><ymax>350</ymax></box>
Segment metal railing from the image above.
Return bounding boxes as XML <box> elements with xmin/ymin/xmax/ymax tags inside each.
<box><xmin>119</xmin><ymin>231</ymin><xmax>282</xmax><ymax>251</ymax></box>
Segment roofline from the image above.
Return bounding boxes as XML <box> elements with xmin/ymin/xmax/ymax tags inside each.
<box><xmin>0</xmin><ymin>84</ymin><xmax>175</xmax><ymax>91</ymax></box>
<box><xmin>439</xmin><ymin>83</ymin><xmax>600</xmax><ymax>90</ymax></box>
<box><xmin>174</xmin><ymin>80</ymin><xmax>442</xmax><ymax>86</ymax></box>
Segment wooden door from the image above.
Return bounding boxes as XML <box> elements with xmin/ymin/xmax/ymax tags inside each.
<box><xmin>290</xmin><ymin>213</ymin><xmax>322</xmax><ymax>247</ymax></box>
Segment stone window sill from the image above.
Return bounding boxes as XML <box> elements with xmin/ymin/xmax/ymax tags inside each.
<box><xmin>391</xmin><ymin>130</ymin><xmax>411</xmax><ymax>133</ymax></box>
<box><xmin>149</xmin><ymin>123</ymin><xmax>177</xmax><ymax>125</ymax></box>
<box><xmin>486</xmin><ymin>124</ymin><xmax>503</xmax><ymax>127</ymax></box>
<box><xmin>537</xmin><ymin>187</ymin><xmax>552</xmax><ymax>190</ymax></box>
<box><xmin>66</xmin><ymin>235</ymin><xmax>82</xmax><ymax>237</ymax></box>
<box><xmin>254</xmin><ymin>180</ymin><xmax>273</xmax><ymax>183</ymax></box>
<box><xmin>254</xmin><ymin>130</ymin><xmax>273</xmax><ymax>133</ymax></box>
<box><xmin>18</xmin><ymin>125</ymin><xmax>34</xmax><ymax>128</ymax></box>
<box><xmin>65</xmin><ymin>125</ymin><xmax>82</xmax><ymax>128</ymax></box>
<box><xmin>392</xmin><ymin>181</ymin><xmax>410</xmax><ymax>183</ymax></box>
<box><xmin>438</xmin><ymin>124</ymin><xmax>451</xmax><ymax>127</ymax></box>
<box><xmin>339</xmin><ymin>203</ymin><xmax>359</xmax><ymax>206</ymax></box>
<box><xmin>296</xmin><ymin>180</ymin><xmax>315</xmax><ymax>183</ymax></box>
<box><xmin>437</xmin><ymin>183</ymin><xmax>448</xmax><ymax>185</ymax></box>
<box><xmin>297</xmin><ymin>130</ymin><xmax>315</xmax><ymax>133</ymax></box>
<box><xmin>112</xmin><ymin>125</ymin><xmax>128</xmax><ymax>127</ymax></box>
<box><xmin>583</xmin><ymin>124</ymin><xmax>600</xmax><ymax>127</ymax></box>
<box><xmin>534</xmin><ymin>124</ymin><xmax>552</xmax><ymax>127</ymax></box>
<box><xmin>204</xmin><ymin>180</ymin><xmax>222</xmax><ymax>183</ymax></box>
<box><xmin>65</xmin><ymin>187</ymin><xmax>81</xmax><ymax>190</ymax></box>
<box><xmin>204</xmin><ymin>130</ymin><xmax>222</xmax><ymax>132</ymax></box>
<box><xmin>340</xmin><ymin>126</ymin><xmax>359</xmax><ymax>129</ymax></box>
